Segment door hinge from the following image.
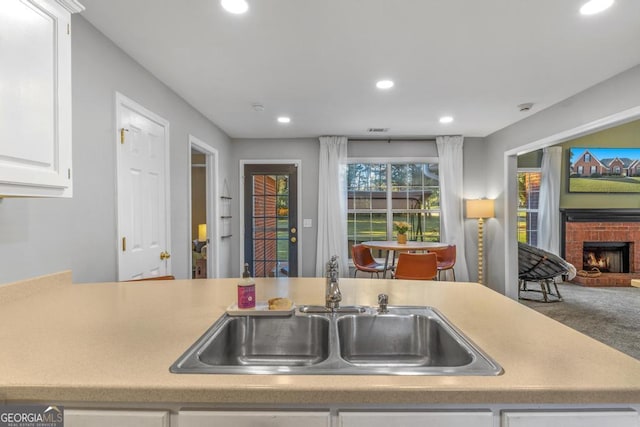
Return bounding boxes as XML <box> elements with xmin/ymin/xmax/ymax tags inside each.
<box><xmin>120</xmin><ymin>128</ymin><xmax>129</xmax><ymax>144</ymax></box>
<box><xmin>68</xmin><ymin>168</ymin><xmax>71</xmax><ymax>179</ymax></box>
<box><xmin>67</xmin><ymin>23</ymin><xmax>70</xmax><ymax>35</ymax></box>
<box><xmin>122</xmin><ymin>237</ymin><xmax>126</xmax><ymax>252</ymax></box>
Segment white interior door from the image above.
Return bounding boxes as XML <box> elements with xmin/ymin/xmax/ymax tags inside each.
<box><xmin>116</xmin><ymin>93</ymin><xmax>171</xmax><ymax>281</ymax></box>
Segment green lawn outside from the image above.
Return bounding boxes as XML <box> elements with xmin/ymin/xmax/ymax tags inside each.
<box><xmin>517</xmin><ymin>210</ymin><xmax>527</xmax><ymax>243</ymax></box>
<box><xmin>569</xmin><ymin>176</ymin><xmax>640</xmax><ymax>193</ymax></box>
<box><xmin>348</xmin><ymin>213</ymin><xmax>441</xmax><ymax>243</ymax></box>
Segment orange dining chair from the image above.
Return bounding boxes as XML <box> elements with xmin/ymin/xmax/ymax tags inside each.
<box><xmin>351</xmin><ymin>244</ymin><xmax>391</xmax><ymax>278</ymax></box>
<box><xmin>428</xmin><ymin>245</ymin><xmax>457</xmax><ymax>281</ymax></box>
<box><xmin>393</xmin><ymin>252</ymin><xmax>438</xmax><ymax>280</ymax></box>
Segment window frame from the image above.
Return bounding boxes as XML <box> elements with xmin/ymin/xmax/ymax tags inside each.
<box><xmin>517</xmin><ymin>167</ymin><xmax>541</xmax><ymax>246</ymax></box>
<box><xmin>347</xmin><ymin>157</ymin><xmax>440</xmax><ymax>244</ymax></box>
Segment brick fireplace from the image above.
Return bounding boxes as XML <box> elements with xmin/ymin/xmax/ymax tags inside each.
<box><xmin>561</xmin><ymin>209</ymin><xmax>640</xmax><ymax>286</ymax></box>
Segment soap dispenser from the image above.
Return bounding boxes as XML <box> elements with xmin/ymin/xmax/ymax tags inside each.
<box><xmin>237</xmin><ymin>263</ymin><xmax>256</xmax><ymax>309</ymax></box>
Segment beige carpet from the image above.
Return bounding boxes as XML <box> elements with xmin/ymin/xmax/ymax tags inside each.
<box><xmin>520</xmin><ymin>282</ymin><xmax>640</xmax><ymax>360</ymax></box>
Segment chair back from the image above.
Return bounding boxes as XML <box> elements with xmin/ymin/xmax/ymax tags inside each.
<box><xmin>394</xmin><ymin>253</ymin><xmax>438</xmax><ymax>280</ymax></box>
<box><xmin>430</xmin><ymin>245</ymin><xmax>456</xmax><ymax>268</ymax></box>
<box><xmin>352</xmin><ymin>244</ymin><xmax>376</xmax><ymax>268</ymax></box>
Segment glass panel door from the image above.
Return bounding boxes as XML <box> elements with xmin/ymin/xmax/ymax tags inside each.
<box><xmin>244</xmin><ymin>164</ymin><xmax>298</xmax><ymax>277</ymax></box>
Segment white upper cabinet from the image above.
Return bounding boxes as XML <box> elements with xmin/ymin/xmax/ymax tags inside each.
<box><xmin>0</xmin><ymin>0</ymin><xmax>83</xmax><ymax>197</ymax></box>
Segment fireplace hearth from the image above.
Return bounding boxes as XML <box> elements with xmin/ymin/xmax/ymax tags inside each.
<box><xmin>561</xmin><ymin>209</ymin><xmax>640</xmax><ymax>287</ymax></box>
<box><xmin>582</xmin><ymin>242</ymin><xmax>630</xmax><ymax>273</ymax></box>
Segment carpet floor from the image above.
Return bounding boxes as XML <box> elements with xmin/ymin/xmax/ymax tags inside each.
<box><xmin>519</xmin><ymin>282</ymin><xmax>640</xmax><ymax>360</ymax></box>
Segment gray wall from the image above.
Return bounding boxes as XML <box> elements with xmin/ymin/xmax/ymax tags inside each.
<box><xmin>480</xmin><ymin>64</ymin><xmax>640</xmax><ymax>294</ymax></box>
<box><xmin>231</xmin><ymin>138</ymin><xmax>320</xmax><ymax>277</ymax></box>
<box><xmin>460</xmin><ymin>137</ymin><xmax>488</xmax><ymax>283</ymax></box>
<box><xmin>0</xmin><ymin>16</ymin><xmax>233</xmax><ymax>285</ymax></box>
<box><xmin>231</xmin><ymin>138</ymin><xmax>480</xmax><ymax>278</ymax></box>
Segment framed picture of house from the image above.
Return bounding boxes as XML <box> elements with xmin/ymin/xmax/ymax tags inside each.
<box><xmin>568</xmin><ymin>147</ymin><xmax>640</xmax><ymax>193</ymax></box>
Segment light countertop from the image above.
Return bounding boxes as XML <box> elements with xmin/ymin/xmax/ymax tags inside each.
<box><xmin>0</xmin><ymin>271</ymin><xmax>639</xmax><ymax>405</ymax></box>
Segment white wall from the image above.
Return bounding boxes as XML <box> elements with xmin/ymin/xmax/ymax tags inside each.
<box><xmin>479</xmin><ymin>64</ymin><xmax>640</xmax><ymax>294</ymax></box>
<box><xmin>0</xmin><ymin>16</ymin><xmax>233</xmax><ymax>284</ymax></box>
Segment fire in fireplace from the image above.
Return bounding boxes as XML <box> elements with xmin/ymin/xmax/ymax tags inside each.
<box><xmin>582</xmin><ymin>242</ymin><xmax>630</xmax><ymax>273</ymax></box>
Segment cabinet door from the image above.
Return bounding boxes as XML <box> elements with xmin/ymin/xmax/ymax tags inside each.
<box><xmin>501</xmin><ymin>410</ymin><xmax>639</xmax><ymax>427</ymax></box>
<box><xmin>339</xmin><ymin>411</ymin><xmax>493</xmax><ymax>427</ymax></box>
<box><xmin>179</xmin><ymin>410</ymin><xmax>330</xmax><ymax>427</ymax></box>
<box><xmin>65</xmin><ymin>409</ymin><xmax>170</xmax><ymax>427</ymax></box>
<box><xmin>0</xmin><ymin>0</ymin><xmax>73</xmax><ymax>197</ymax></box>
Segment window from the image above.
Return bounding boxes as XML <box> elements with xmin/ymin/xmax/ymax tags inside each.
<box><xmin>590</xmin><ymin>165</ymin><xmax>597</xmax><ymax>175</ymax></box>
<box><xmin>577</xmin><ymin>165</ymin><xmax>584</xmax><ymax>175</ymax></box>
<box><xmin>347</xmin><ymin>162</ymin><xmax>440</xmax><ymax>257</ymax></box>
<box><xmin>517</xmin><ymin>170</ymin><xmax>540</xmax><ymax>246</ymax></box>
<box><xmin>584</xmin><ymin>153</ymin><xmax>591</xmax><ymax>162</ymax></box>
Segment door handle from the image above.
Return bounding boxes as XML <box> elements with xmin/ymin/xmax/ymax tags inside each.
<box><xmin>160</xmin><ymin>251</ymin><xmax>171</xmax><ymax>260</ymax></box>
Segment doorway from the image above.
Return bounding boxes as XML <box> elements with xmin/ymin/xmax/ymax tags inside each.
<box><xmin>242</xmin><ymin>163</ymin><xmax>299</xmax><ymax>277</ymax></box>
<box><xmin>503</xmin><ymin>106</ymin><xmax>640</xmax><ymax>298</ymax></box>
<box><xmin>189</xmin><ymin>135</ymin><xmax>219</xmax><ymax>279</ymax></box>
<box><xmin>115</xmin><ymin>93</ymin><xmax>171</xmax><ymax>281</ymax></box>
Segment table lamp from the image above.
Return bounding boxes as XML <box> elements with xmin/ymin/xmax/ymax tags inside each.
<box><xmin>466</xmin><ymin>199</ymin><xmax>495</xmax><ymax>285</ymax></box>
<box><xmin>198</xmin><ymin>223</ymin><xmax>207</xmax><ymax>242</ymax></box>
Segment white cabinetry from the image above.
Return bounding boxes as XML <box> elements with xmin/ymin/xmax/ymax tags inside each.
<box><xmin>178</xmin><ymin>410</ymin><xmax>330</xmax><ymax>427</ymax></box>
<box><xmin>501</xmin><ymin>410</ymin><xmax>639</xmax><ymax>427</ymax></box>
<box><xmin>65</xmin><ymin>409</ymin><xmax>170</xmax><ymax>427</ymax></box>
<box><xmin>339</xmin><ymin>411</ymin><xmax>493</xmax><ymax>427</ymax></box>
<box><xmin>0</xmin><ymin>0</ymin><xmax>82</xmax><ymax>197</ymax></box>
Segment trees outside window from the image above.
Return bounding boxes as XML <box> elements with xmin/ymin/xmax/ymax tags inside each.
<box><xmin>347</xmin><ymin>162</ymin><xmax>440</xmax><ymax>258</ymax></box>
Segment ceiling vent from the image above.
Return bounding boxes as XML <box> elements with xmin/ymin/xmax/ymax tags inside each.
<box><xmin>518</xmin><ymin>103</ymin><xmax>534</xmax><ymax>112</ymax></box>
<box><xmin>368</xmin><ymin>128</ymin><xmax>389</xmax><ymax>133</ymax></box>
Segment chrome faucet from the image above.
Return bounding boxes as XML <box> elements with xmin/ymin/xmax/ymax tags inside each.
<box><xmin>377</xmin><ymin>293</ymin><xmax>389</xmax><ymax>313</ymax></box>
<box><xmin>325</xmin><ymin>255</ymin><xmax>342</xmax><ymax>311</ymax></box>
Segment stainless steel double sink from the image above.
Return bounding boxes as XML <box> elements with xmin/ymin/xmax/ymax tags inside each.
<box><xmin>170</xmin><ymin>306</ymin><xmax>502</xmax><ymax>375</ymax></box>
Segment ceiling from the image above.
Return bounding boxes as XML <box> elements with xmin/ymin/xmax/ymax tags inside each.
<box><xmin>80</xmin><ymin>0</ymin><xmax>640</xmax><ymax>139</ymax></box>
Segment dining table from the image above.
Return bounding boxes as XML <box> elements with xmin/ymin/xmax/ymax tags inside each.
<box><xmin>361</xmin><ymin>240</ymin><xmax>450</xmax><ymax>279</ymax></box>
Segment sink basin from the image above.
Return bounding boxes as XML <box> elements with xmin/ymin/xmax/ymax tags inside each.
<box><xmin>170</xmin><ymin>306</ymin><xmax>502</xmax><ymax>375</ymax></box>
<box><xmin>171</xmin><ymin>314</ymin><xmax>331</xmax><ymax>374</ymax></box>
<box><xmin>337</xmin><ymin>314</ymin><xmax>473</xmax><ymax>367</ymax></box>
<box><xmin>198</xmin><ymin>315</ymin><xmax>330</xmax><ymax>367</ymax></box>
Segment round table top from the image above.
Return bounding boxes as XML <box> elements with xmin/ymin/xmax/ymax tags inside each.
<box><xmin>361</xmin><ymin>240</ymin><xmax>450</xmax><ymax>251</ymax></box>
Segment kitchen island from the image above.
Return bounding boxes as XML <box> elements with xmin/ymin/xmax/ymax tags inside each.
<box><xmin>0</xmin><ymin>271</ymin><xmax>639</xmax><ymax>425</ymax></box>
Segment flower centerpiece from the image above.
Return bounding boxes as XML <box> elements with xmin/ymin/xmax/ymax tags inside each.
<box><xmin>393</xmin><ymin>221</ymin><xmax>410</xmax><ymax>244</ymax></box>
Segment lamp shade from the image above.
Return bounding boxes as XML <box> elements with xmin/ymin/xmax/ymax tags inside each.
<box><xmin>198</xmin><ymin>223</ymin><xmax>207</xmax><ymax>241</ymax></box>
<box><xmin>466</xmin><ymin>199</ymin><xmax>495</xmax><ymax>219</ymax></box>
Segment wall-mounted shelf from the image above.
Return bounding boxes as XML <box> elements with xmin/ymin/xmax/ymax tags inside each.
<box><xmin>220</xmin><ymin>179</ymin><xmax>232</xmax><ymax>239</ymax></box>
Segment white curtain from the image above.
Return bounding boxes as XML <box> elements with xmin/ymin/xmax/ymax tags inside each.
<box><xmin>537</xmin><ymin>146</ymin><xmax>562</xmax><ymax>255</ymax></box>
<box><xmin>316</xmin><ymin>136</ymin><xmax>349</xmax><ymax>277</ymax></box>
<box><xmin>436</xmin><ymin>135</ymin><xmax>470</xmax><ymax>281</ymax></box>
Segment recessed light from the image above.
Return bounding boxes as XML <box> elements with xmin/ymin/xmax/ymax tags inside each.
<box><xmin>277</xmin><ymin>116</ymin><xmax>291</xmax><ymax>124</ymax></box>
<box><xmin>221</xmin><ymin>0</ymin><xmax>249</xmax><ymax>14</ymax></box>
<box><xmin>580</xmin><ymin>0</ymin><xmax>614</xmax><ymax>15</ymax></box>
<box><xmin>439</xmin><ymin>116</ymin><xmax>454</xmax><ymax>124</ymax></box>
<box><xmin>376</xmin><ymin>80</ymin><xmax>394</xmax><ymax>90</ymax></box>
